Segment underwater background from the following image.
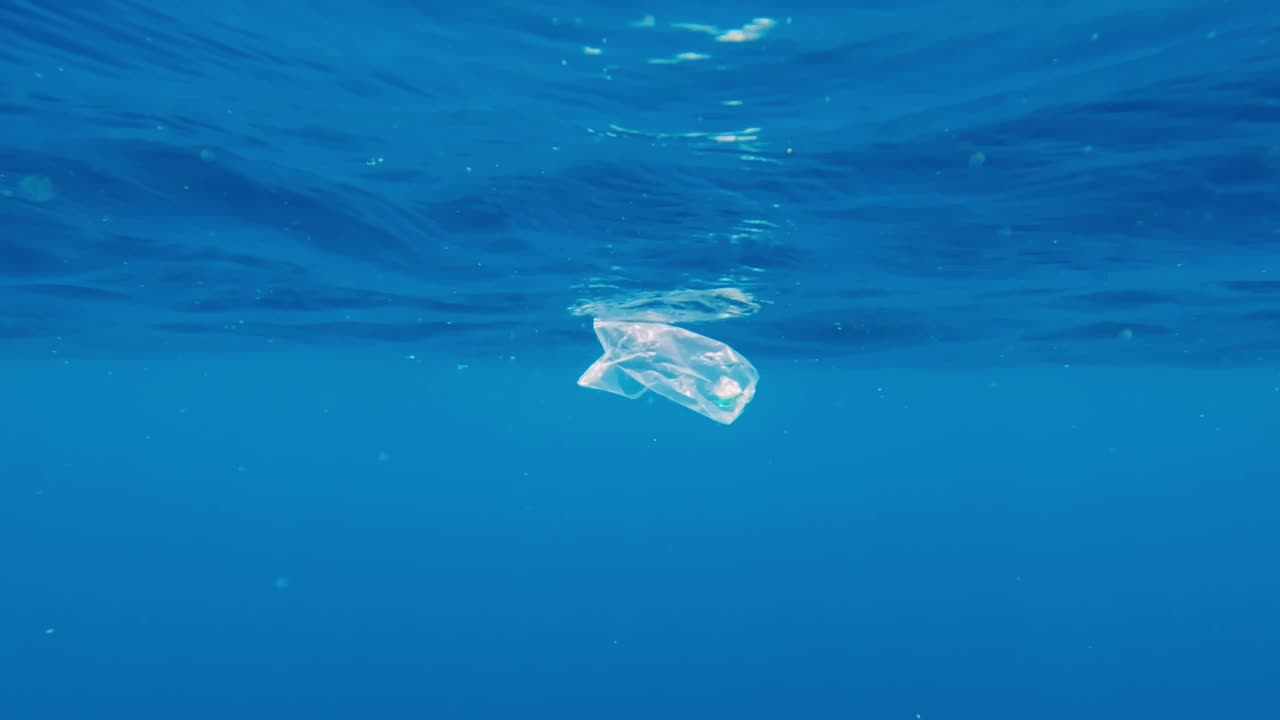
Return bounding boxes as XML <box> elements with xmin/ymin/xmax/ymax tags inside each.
<box><xmin>2</xmin><ymin>1</ymin><xmax>1279</xmax><ymax>718</ymax></box>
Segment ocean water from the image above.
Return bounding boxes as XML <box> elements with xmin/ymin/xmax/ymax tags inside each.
<box><xmin>2</xmin><ymin>1</ymin><xmax>1278</xmax><ymax>718</ymax></box>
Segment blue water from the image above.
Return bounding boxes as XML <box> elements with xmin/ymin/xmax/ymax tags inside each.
<box><xmin>2</xmin><ymin>1</ymin><xmax>1279</xmax><ymax>717</ymax></box>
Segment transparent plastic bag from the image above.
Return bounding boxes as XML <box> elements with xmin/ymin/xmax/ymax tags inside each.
<box><xmin>577</xmin><ymin>319</ymin><xmax>759</xmax><ymax>425</ymax></box>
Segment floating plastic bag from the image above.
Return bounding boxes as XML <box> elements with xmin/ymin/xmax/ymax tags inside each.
<box><xmin>577</xmin><ymin>319</ymin><xmax>759</xmax><ymax>425</ymax></box>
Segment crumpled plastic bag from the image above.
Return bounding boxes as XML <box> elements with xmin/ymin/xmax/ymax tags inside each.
<box><xmin>577</xmin><ymin>318</ymin><xmax>758</xmax><ymax>425</ymax></box>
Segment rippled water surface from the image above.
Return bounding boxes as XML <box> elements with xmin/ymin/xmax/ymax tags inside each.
<box><xmin>3</xmin><ymin>0</ymin><xmax>1277</xmax><ymax>365</ymax></box>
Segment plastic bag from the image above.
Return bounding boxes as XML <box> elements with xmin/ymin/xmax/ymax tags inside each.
<box><xmin>577</xmin><ymin>319</ymin><xmax>759</xmax><ymax>425</ymax></box>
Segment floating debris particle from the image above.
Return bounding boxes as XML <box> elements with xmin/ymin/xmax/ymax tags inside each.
<box><xmin>18</xmin><ymin>174</ymin><xmax>55</xmax><ymax>202</ymax></box>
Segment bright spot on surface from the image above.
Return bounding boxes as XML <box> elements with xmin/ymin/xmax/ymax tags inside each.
<box><xmin>44</xmin><ymin>628</ymin><xmax>55</xmax><ymax>635</ymax></box>
<box><xmin>583</xmin><ymin>46</ymin><xmax>602</xmax><ymax>55</ymax></box>
<box><xmin>672</xmin><ymin>22</ymin><xmax>718</xmax><ymax>35</ymax></box>
<box><xmin>274</xmin><ymin>576</ymin><xmax>290</xmax><ymax>590</ymax></box>
<box><xmin>199</xmin><ymin>148</ymin><xmax>217</xmax><ymax>162</ymax></box>
<box><xmin>968</xmin><ymin>151</ymin><xmax>986</xmax><ymax>167</ymax></box>
<box><xmin>1118</xmin><ymin>327</ymin><xmax>1134</xmax><ymax>341</ymax></box>
<box><xmin>716</xmin><ymin>17</ymin><xmax>776</xmax><ymax>43</ymax></box>
<box><xmin>377</xmin><ymin>450</ymin><xmax>390</xmax><ymax>462</ymax></box>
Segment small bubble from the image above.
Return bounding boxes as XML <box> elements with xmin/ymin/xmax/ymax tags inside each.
<box><xmin>968</xmin><ymin>151</ymin><xmax>986</xmax><ymax>168</ymax></box>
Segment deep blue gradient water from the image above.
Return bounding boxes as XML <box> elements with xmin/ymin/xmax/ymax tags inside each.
<box><xmin>2</xmin><ymin>1</ymin><xmax>1279</xmax><ymax>718</ymax></box>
